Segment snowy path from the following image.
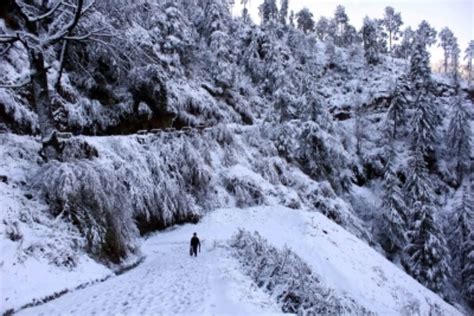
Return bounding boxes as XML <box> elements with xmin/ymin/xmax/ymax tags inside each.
<box><xmin>18</xmin><ymin>234</ymin><xmax>280</xmax><ymax>315</ymax></box>
<box><xmin>18</xmin><ymin>206</ymin><xmax>461</xmax><ymax>316</ymax></box>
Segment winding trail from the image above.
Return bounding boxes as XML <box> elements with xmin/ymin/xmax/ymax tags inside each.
<box><xmin>17</xmin><ymin>206</ymin><xmax>462</xmax><ymax>316</ymax></box>
<box><xmin>18</xmin><ymin>234</ymin><xmax>279</xmax><ymax>315</ymax></box>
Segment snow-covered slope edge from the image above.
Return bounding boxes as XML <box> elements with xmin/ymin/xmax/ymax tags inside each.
<box><xmin>0</xmin><ymin>135</ymin><xmax>112</xmax><ymax>313</ymax></box>
<box><xmin>18</xmin><ymin>207</ymin><xmax>462</xmax><ymax>316</ymax></box>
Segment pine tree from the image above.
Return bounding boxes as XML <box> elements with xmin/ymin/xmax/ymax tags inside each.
<box><xmin>465</xmin><ymin>40</ymin><xmax>474</xmax><ymax>85</ymax></box>
<box><xmin>448</xmin><ymin>185</ymin><xmax>474</xmax><ymax>304</ymax></box>
<box><xmin>296</xmin><ymin>8</ymin><xmax>315</xmax><ymax>34</ymax></box>
<box><xmin>288</xmin><ymin>10</ymin><xmax>295</xmax><ymax>28</ymax></box>
<box><xmin>315</xmin><ymin>17</ymin><xmax>330</xmax><ymax>40</ymax></box>
<box><xmin>395</xmin><ymin>26</ymin><xmax>415</xmax><ymax>59</ymax></box>
<box><xmin>416</xmin><ymin>20</ymin><xmax>437</xmax><ymax>47</ymax></box>
<box><xmin>379</xmin><ymin>145</ymin><xmax>408</xmax><ymax>255</ymax></box>
<box><xmin>259</xmin><ymin>0</ymin><xmax>279</xmax><ymax>25</ymax></box>
<box><xmin>381</xmin><ymin>6</ymin><xmax>403</xmax><ymax>54</ymax></box>
<box><xmin>362</xmin><ymin>16</ymin><xmax>380</xmax><ymax>65</ymax></box>
<box><xmin>438</xmin><ymin>27</ymin><xmax>455</xmax><ymax>74</ymax></box>
<box><xmin>409</xmin><ymin>36</ymin><xmax>431</xmax><ymax>89</ymax></box>
<box><xmin>403</xmin><ymin>202</ymin><xmax>450</xmax><ymax>293</ymax></box>
<box><xmin>241</xmin><ymin>0</ymin><xmax>251</xmax><ymax>23</ymax></box>
<box><xmin>450</xmin><ymin>38</ymin><xmax>460</xmax><ymax>83</ymax></box>
<box><xmin>333</xmin><ymin>5</ymin><xmax>350</xmax><ymax>46</ymax></box>
<box><xmin>449</xmin><ymin>185</ymin><xmax>474</xmax><ymax>267</ymax></box>
<box><xmin>386</xmin><ymin>75</ymin><xmax>410</xmax><ymax>139</ymax></box>
<box><xmin>446</xmin><ymin>95</ymin><xmax>472</xmax><ymax>183</ymax></box>
<box><xmin>404</xmin><ymin>147</ymin><xmax>433</xmax><ymax>205</ymax></box>
<box><xmin>279</xmin><ymin>0</ymin><xmax>289</xmax><ymax>25</ymax></box>
<box><xmin>461</xmin><ymin>232</ymin><xmax>474</xmax><ymax>305</ymax></box>
<box><xmin>201</xmin><ymin>0</ymin><xmax>235</xmax><ymax>89</ymax></box>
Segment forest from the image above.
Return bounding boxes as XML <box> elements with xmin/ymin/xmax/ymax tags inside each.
<box><xmin>0</xmin><ymin>0</ymin><xmax>473</xmax><ymax>314</ymax></box>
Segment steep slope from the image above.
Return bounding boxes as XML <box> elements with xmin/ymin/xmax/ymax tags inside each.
<box><xmin>16</xmin><ymin>206</ymin><xmax>460</xmax><ymax>315</ymax></box>
<box><xmin>1</xmin><ymin>0</ymin><xmax>473</xmax><ymax>312</ymax></box>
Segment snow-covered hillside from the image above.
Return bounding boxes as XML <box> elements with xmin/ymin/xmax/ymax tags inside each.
<box><xmin>1</xmin><ymin>0</ymin><xmax>473</xmax><ymax>314</ymax></box>
<box><xmin>13</xmin><ymin>206</ymin><xmax>460</xmax><ymax>315</ymax></box>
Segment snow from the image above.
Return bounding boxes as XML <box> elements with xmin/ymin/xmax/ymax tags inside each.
<box><xmin>16</xmin><ymin>206</ymin><xmax>461</xmax><ymax>316</ymax></box>
<box><xmin>0</xmin><ymin>135</ymin><xmax>111</xmax><ymax>313</ymax></box>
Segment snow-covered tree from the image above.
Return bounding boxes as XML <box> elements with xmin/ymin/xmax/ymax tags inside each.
<box><xmin>201</xmin><ymin>0</ymin><xmax>236</xmax><ymax>89</ymax></box>
<box><xmin>200</xmin><ymin>0</ymin><xmax>230</xmax><ymax>38</ymax></box>
<box><xmin>438</xmin><ymin>27</ymin><xmax>456</xmax><ymax>74</ymax></box>
<box><xmin>411</xmin><ymin>92</ymin><xmax>439</xmax><ymax>164</ymax></box>
<box><xmin>259</xmin><ymin>0</ymin><xmax>279</xmax><ymax>25</ymax></box>
<box><xmin>361</xmin><ymin>17</ymin><xmax>380</xmax><ymax>65</ymax></box>
<box><xmin>315</xmin><ymin>17</ymin><xmax>330</xmax><ymax>40</ymax></box>
<box><xmin>332</xmin><ymin>5</ymin><xmax>353</xmax><ymax>46</ymax></box>
<box><xmin>296</xmin><ymin>8</ymin><xmax>315</xmax><ymax>34</ymax></box>
<box><xmin>450</xmin><ymin>39</ymin><xmax>461</xmax><ymax>83</ymax></box>
<box><xmin>386</xmin><ymin>76</ymin><xmax>410</xmax><ymax>139</ymax></box>
<box><xmin>241</xmin><ymin>0</ymin><xmax>251</xmax><ymax>23</ymax></box>
<box><xmin>409</xmin><ymin>35</ymin><xmax>432</xmax><ymax>89</ymax></box>
<box><xmin>381</xmin><ymin>6</ymin><xmax>403</xmax><ymax>54</ymax></box>
<box><xmin>462</xmin><ymin>232</ymin><xmax>474</xmax><ymax>305</ymax></box>
<box><xmin>0</xmin><ymin>0</ymin><xmax>105</xmax><ymax>160</ymax></box>
<box><xmin>404</xmin><ymin>146</ymin><xmax>433</xmax><ymax>205</ymax></box>
<box><xmin>446</xmin><ymin>94</ymin><xmax>472</xmax><ymax>183</ymax></box>
<box><xmin>395</xmin><ymin>26</ymin><xmax>415</xmax><ymax>59</ymax></box>
<box><xmin>378</xmin><ymin>145</ymin><xmax>408</xmax><ymax>255</ymax></box>
<box><xmin>416</xmin><ymin>20</ymin><xmax>437</xmax><ymax>47</ymax></box>
<box><xmin>403</xmin><ymin>202</ymin><xmax>450</xmax><ymax>293</ymax></box>
<box><xmin>279</xmin><ymin>0</ymin><xmax>289</xmax><ymax>25</ymax></box>
<box><xmin>288</xmin><ymin>10</ymin><xmax>295</xmax><ymax>28</ymax></box>
<box><xmin>298</xmin><ymin>120</ymin><xmax>351</xmax><ymax>193</ymax></box>
<box><xmin>465</xmin><ymin>40</ymin><xmax>474</xmax><ymax>85</ymax></box>
<box><xmin>448</xmin><ymin>185</ymin><xmax>474</xmax><ymax>269</ymax></box>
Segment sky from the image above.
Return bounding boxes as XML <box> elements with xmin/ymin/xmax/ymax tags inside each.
<box><xmin>232</xmin><ymin>0</ymin><xmax>473</xmax><ymax>66</ymax></box>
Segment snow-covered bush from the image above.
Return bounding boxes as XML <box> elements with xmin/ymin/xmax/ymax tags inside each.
<box><xmin>35</xmin><ymin>160</ymin><xmax>139</xmax><ymax>263</ymax></box>
<box><xmin>224</xmin><ymin>172</ymin><xmax>266</xmax><ymax>208</ymax></box>
<box><xmin>230</xmin><ymin>229</ymin><xmax>374</xmax><ymax>315</ymax></box>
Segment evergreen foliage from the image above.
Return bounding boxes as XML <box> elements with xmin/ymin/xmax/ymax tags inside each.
<box><xmin>446</xmin><ymin>94</ymin><xmax>472</xmax><ymax>183</ymax></box>
<box><xmin>381</xmin><ymin>6</ymin><xmax>403</xmax><ymax>54</ymax></box>
<box><xmin>465</xmin><ymin>41</ymin><xmax>474</xmax><ymax>85</ymax></box>
<box><xmin>386</xmin><ymin>75</ymin><xmax>410</xmax><ymax>139</ymax></box>
<box><xmin>378</xmin><ymin>145</ymin><xmax>408</xmax><ymax>255</ymax></box>
<box><xmin>259</xmin><ymin>0</ymin><xmax>279</xmax><ymax>25</ymax></box>
<box><xmin>362</xmin><ymin>17</ymin><xmax>380</xmax><ymax>65</ymax></box>
<box><xmin>403</xmin><ymin>202</ymin><xmax>450</xmax><ymax>293</ymax></box>
<box><xmin>296</xmin><ymin>8</ymin><xmax>315</xmax><ymax>34</ymax></box>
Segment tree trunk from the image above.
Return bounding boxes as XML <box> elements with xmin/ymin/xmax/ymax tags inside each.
<box><xmin>389</xmin><ymin>31</ymin><xmax>392</xmax><ymax>54</ymax></box>
<box><xmin>29</xmin><ymin>49</ymin><xmax>58</xmax><ymax>160</ymax></box>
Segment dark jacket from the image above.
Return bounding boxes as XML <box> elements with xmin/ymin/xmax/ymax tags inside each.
<box><xmin>190</xmin><ymin>236</ymin><xmax>201</xmax><ymax>250</ymax></box>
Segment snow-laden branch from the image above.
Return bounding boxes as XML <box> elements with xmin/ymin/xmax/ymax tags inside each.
<box><xmin>0</xmin><ymin>78</ymin><xmax>30</xmax><ymax>89</ymax></box>
<box><xmin>24</xmin><ymin>1</ymin><xmax>64</xmax><ymax>22</ymax></box>
<box><xmin>0</xmin><ymin>43</ymin><xmax>12</xmax><ymax>56</ymax></box>
<box><xmin>0</xmin><ymin>34</ymin><xmax>19</xmax><ymax>43</ymax></box>
<box><xmin>63</xmin><ymin>28</ymin><xmax>114</xmax><ymax>41</ymax></box>
<box><xmin>43</xmin><ymin>0</ymin><xmax>94</xmax><ymax>46</ymax></box>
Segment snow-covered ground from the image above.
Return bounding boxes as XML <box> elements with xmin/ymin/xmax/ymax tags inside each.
<box><xmin>15</xmin><ymin>206</ymin><xmax>461</xmax><ymax>315</ymax></box>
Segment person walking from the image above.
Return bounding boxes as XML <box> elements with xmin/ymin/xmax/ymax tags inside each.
<box><xmin>190</xmin><ymin>232</ymin><xmax>201</xmax><ymax>257</ymax></box>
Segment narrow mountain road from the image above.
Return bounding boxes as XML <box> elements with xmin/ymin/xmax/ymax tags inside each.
<box><xmin>17</xmin><ymin>207</ymin><xmax>461</xmax><ymax>316</ymax></box>
<box><xmin>18</xmin><ymin>234</ymin><xmax>280</xmax><ymax>315</ymax></box>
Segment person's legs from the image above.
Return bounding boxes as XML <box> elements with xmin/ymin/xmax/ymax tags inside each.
<box><xmin>192</xmin><ymin>246</ymin><xmax>198</xmax><ymax>257</ymax></box>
